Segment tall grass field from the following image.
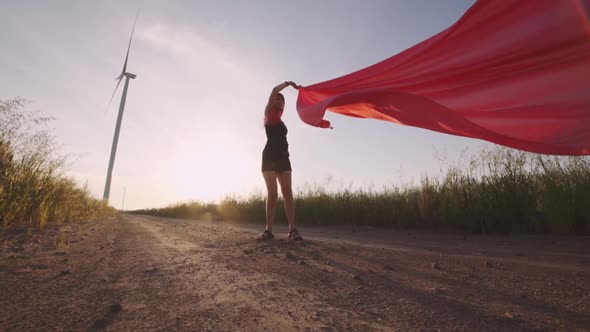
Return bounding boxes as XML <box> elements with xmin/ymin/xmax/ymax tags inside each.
<box><xmin>3</xmin><ymin>97</ymin><xmax>588</xmax><ymax>235</ymax></box>
<box><xmin>0</xmin><ymin>98</ymin><xmax>116</xmax><ymax>230</ymax></box>
<box><xmin>132</xmin><ymin>148</ymin><xmax>590</xmax><ymax>235</ymax></box>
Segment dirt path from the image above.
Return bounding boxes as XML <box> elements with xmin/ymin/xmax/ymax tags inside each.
<box><xmin>1</xmin><ymin>214</ymin><xmax>589</xmax><ymax>331</ymax></box>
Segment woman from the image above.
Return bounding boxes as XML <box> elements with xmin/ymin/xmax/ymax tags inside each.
<box><xmin>256</xmin><ymin>81</ymin><xmax>303</xmax><ymax>241</ymax></box>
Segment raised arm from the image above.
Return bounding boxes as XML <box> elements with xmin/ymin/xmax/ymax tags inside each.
<box><xmin>264</xmin><ymin>81</ymin><xmax>300</xmax><ymax>116</ymax></box>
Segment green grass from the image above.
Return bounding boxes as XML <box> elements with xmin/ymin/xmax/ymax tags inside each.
<box><xmin>0</xmin><ymin>98</ymin><xmax>116</xmax><ymax>230</ymax></box>
<box><xmin>132</xmin><ymin>147</ymin><xmax>590</xmax><ymax>235</ymax></box>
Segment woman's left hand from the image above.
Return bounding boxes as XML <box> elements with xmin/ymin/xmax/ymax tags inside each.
<box><xmin>287</xmin><ymin>81</ymin><xmax>300</xmax><ymax>89</ymax></box>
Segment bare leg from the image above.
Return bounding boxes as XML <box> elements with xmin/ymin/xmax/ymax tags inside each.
<box><xmin>277</xmin><ymin>171</ymin><xmax>295</xmax><ymax>230</ymax></box>
<box><xmin>262</xmin><ymin>171</ymin><xmax>278</xmax><ymax>231</ymax></box>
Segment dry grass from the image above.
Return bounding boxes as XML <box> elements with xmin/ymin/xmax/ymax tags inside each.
<box><xmin>0</xmin><ymin>98</ymin><xmax>116</xmax><ymax>230</ymax></box>
<box><xmin>133</xmin><ymin>147</ymin><xmax>589</xmax><ymax>235</ymax></box>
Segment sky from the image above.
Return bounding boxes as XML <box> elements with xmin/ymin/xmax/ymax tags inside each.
<box><xmin>0</xmin><ymin>0</ymin><xmax>497</xmax><ymax>210</ymax></box>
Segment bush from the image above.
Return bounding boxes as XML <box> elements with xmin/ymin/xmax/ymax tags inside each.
<box><xmin>0</xmin><ymin>98</ymin><xmax>116</xmax><ymax>229</ymax></box>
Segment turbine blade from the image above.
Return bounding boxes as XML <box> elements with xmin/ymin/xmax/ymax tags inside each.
<box><xmin>106</xmin><ymin>77</ymin><xmax>124</xmax><ymax>114</ymax></box>
<box><xmin>121</xmin><ymin>9</ymin><xmax>141</xmax><ymax>75</ymax></box>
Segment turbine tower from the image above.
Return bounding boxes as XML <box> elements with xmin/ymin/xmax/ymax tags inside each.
<box><xmin>103</xmin><ymin>11</ymin><xmax>140</xmax><ymax>202</ymax></box>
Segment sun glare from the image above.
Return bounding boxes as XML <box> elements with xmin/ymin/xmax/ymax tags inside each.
<box><xmin>171</xmin><ymin>134</ymin><xmax>255</xmax><ymax>202</ymax></box>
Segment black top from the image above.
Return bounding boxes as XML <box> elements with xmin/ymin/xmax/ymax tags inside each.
<box><xmin>263</xmin><ymin>121</ymin><xmax>289</xmax><ymax>160</ymax></box>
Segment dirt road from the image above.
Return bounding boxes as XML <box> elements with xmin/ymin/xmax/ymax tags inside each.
<box><xmin>1</xmin><ymin>214</ymin><xmax>589</xmax><ymax>331</ymax></box>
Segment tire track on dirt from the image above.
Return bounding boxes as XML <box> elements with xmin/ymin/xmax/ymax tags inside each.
<box><xmin>126</xmin><ymin>215</ymin><xmax>590</xmax><ymax>331</ymax></box>
<box><xmin>127</xmin><ymin>214</ymin><xmax>393</xmax><ymax>331</ymax></box>
<box><xmin>2</xmin><ymin>215</ymin><xmax>589</xmax><ymax>331</ymax></box>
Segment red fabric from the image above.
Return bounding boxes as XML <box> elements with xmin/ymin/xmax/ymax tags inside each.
<box><xmin>296</xmin><ymin>0</ymin><xmax>590</xmax><ymax>155</ymax></box>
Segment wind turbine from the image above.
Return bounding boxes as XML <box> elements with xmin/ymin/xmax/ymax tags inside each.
<box><xmin>103</xmin><ymin>11</ymin><xmax>140</xmax><ymax>202</ymax></box>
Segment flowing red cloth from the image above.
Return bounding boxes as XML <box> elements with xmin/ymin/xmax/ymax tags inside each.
<box><xmin>296</xmin><ymin>0</ymin><xmax>590</xmax><ymax>155</ymax></box>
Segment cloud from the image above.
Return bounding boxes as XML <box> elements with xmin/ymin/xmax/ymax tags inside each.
<box><xmin>137</xmin><ymin>22</ymin><xmax>248</xmax><ymax>77</ymax></box>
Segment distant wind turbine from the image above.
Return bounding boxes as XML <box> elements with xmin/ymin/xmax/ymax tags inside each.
<box><xmin>103</xmin><ymin>10</ymin><xmax>140</xmax><ymax>202</ymax></box>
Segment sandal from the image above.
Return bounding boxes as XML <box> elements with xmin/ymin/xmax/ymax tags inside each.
<box><xmin>256</xmin><ymin>229</ymin><xmax>274</xmax><ymax>241</ymax></box>
<box><xmin>288</xmin><ymin>228</ymin><xmax>303</xmax><ymax>241</ymax></box>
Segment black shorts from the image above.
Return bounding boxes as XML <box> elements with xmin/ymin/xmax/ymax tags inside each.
<box><xmin>261</xmin><ymin>150</ymin><xmax>292</xmax><ymax>172</ymax></box>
